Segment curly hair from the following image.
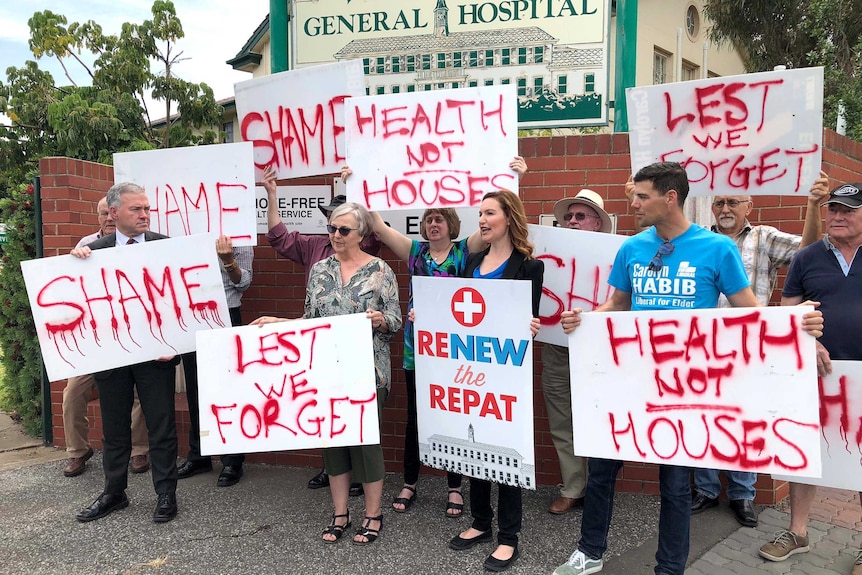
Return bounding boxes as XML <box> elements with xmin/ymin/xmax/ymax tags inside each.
<box><xmin>482</xmin><ymin>189</ymin><xmax>533</xmax><ymax>259</ymax></box>
<box><xmin>419</xmin><ymin>208</ymin><xmax>461</xmax><ymax>240</ymax></box>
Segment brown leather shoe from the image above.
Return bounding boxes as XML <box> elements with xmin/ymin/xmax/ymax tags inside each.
<box><xmin>548</xmin><ymin>496</ymin><xmax>584</xmax><ymax>515</ymax></box>
<box><xmin>63</xmin><ymin>447</ymin><xmax>94</xmax><ymax>477</ymax></box>
<box><xmin>130</xmin><ymin>454</ymin><xmax>150</xmax><ymax>474</ymax></box>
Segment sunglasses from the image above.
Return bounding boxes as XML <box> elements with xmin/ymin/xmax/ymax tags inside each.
<box><xmin>648</xmin><ymin>240</ymin><xmax>674</xmax><ymax>272</ymax></box>
<box><xmin>326</xmin><ymin>225</ymin><xmax>359</xmax><ymax>236</ymax></box>
<box><xmin>564</xmin><ymin>212</ymin><xmax>600</xmax><ymax>222</ymax></box>
<box><xmin>712</xmin><ymin>199</ymin><xmax>749</xmax><ymax>209</ymax></box>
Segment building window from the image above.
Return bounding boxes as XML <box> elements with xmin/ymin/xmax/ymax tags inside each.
<box><xmin>222</xmin><ymin>122</ymin><xmax>234</xmax><ymax>143</ymax></box>
<box><xmin>585</xmin><ymin>73</ymin><xmax>595</xmax><ymax>93</ymax></box>
<box><xmin>484</xmin><ymin>79</ymin><xmax>494</xmax><ymax>86</ymax></box>
<box><xmin>363</xmin><ymin>58</ymin><xmax>370</xmax><ymax>75</ymax></box>
<box><xmin>653</xmin><ymin>49</ymin><xmax>670</xmax><ymax>84</ymax></box>
<box><xmin>407</xmin><ymin>84</ymin><xmax>416</xmax><ymax>92</ymax></box>
<box><xmin>406</xmin><ymin>55</ymin><xmax>416</xmax><ymax>72</ymax></box>
<box><xmin>392</xmin><ymin>56</ymin><xmax>401</xmax><ymax>73</ymax></box>
<box><xmin>451</xmin><ymin>82</ymin><xmax>459</xmax><ymax>89</ymax></box>
<box><xmin>469</xmin><ymin>80</ymin><xmax>478</xmax><ymax>87</ymax></box>
<box><xmin>365</xmin><ymin>87</ymin><xmax>370</xmax><ymax>95</ymax></box>
<box><xmin>437</xmin><ymin>83</ymin><xmax>445</xmax><ymax>89</ymax></box>
<box><xmin>534</xmin><ymin>46</ymin><xmax>544</xmax><ymax>63</ymax></box>
<box><xmin>485</xmin><ymin>50</ymin><xmax>494</xmax><ymax>66</ymax></box>
<box><xmin>558</xmin><ymin>75</ymin><xmax>568</xmax><ymax>95</ymax></box>
<box><xmin>518</xmin><ymin>47</ymin><xmax>527</xmax><ymax>64</ymax></box>
<box><xmin>454</xmin><ymin>51</ymin><xmax>462</xmax><ymax>68</ymax></box>
<box><xmin>685</xmin><ymin>4</ymin><xmax>700</xmax><ymax>40</ymax></box>
<box><xmin>438</xmin><ymin>53</ymin><xmax>446</xmax><ymax>69</ymax></box>
<box><xmin>376</xmin><ymin>86</ymin><xmax>385</xmax><ymax>95</ymax></box>
<box><xmin>376</xmin><ymin>57</ymin><xmax>385</xmax><ymax>74</ymax></box>
<box><xmin>424</xmin><ymin>84</ymin><xmax>432</xmax><ymax>91</ymax></box>
<box><xmin>681</xmin><ymin>60</ymin><xmax>699</xmax><ymax>82</ymax></box>
<box><xmin>517</xmin><ymin>77</ymin><xmax>527</xmax><ymax>96</ymax></box>
<box><xmin>501</xmin><ymin>78</ymin><xmax>510</xmax><ymax>85</ymax></box>
<box><xmin>469</xmin><ymin>50</ymin><xmax>479</xmax><ymax>67</ymax></box>
<box><xmin>534</xmin><ymin>77</ymin><xmax>543</xmax><ymax>94</ymax></box>
<box><xmin>392</xmin><ymin>85</ymin><xmax>400</xmax><ymax>94</ymax></box>
<box><xmin>421</xmin><ymin>54</ymin><xmax>431</xmax><ymax>70</ymax></box>
<box><xmin>501</xmin><ymin>48</ymin><xmax>511</xmax><ymax>65</ymax></box>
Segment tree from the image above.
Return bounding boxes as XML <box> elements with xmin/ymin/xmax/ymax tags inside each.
<box><xmin>704</xmin><ymin>0</ymin><xmax>862</xmax><ymax>141</ymax></box>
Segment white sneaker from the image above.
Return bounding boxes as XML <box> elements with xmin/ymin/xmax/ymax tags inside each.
<box><xmin>553</xmin><ymin>549</ymin><xmax>603</xmax><ymax>575</ymax></box>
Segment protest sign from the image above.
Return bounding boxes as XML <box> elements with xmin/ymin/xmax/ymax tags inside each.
<box><xmin>195</xmin><ymin>313</ymin><xmax>379</xmax><ymax>455</ymax></box>
<box><xmin>413</xmin><ymin>276</ymin><xmax>536</xmax><ymax>489</ymax></box>
<box><xmin>627</xmin><ymin>67</ymin><xmax>823</xmax><ymax>197</ymax></box>
<box><xmin>113</xmin><ymin>143</ymin><xmax>257</xmax><ymax>246</ymax></box>
<box><xmin>529</xmin><ymin>224</ymin><xmax>626</xmax><ymax>346</ymax></box>
<box><xmin>569</xmin><ymin>306</ymin><xmax>821</xmax><ymax>476</ymax></box>
<box><xmin>22</xmin><ymin>234</ymin><xmax>229</xmax><ymax>381</ymax></box>
<box><xmin>255</xmin><ymin>185</ymin><xmax>331</xmax><ymax>234</ymax></box>
<box><xmin>773</xmin><ymin>361</ymin><xmax>862</xmax><ymax>491</ymax></box>
<box><xmin>344</xmin><ymin>85</ymin><xmax>519</xmax><ymax>211</ymax></box>
<box><xmin>235</xmin><ymin>60</ymin><xmax>366</xmax><ymax>180</ymax></box>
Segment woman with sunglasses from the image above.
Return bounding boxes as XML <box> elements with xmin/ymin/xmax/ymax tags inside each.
<box><xmin>341</xmin><ymin>157</ymin><xmax>527</xmax><ymax>519</ymax></box>
<box><xmin>253</xmin><ymin>201</ymin><xmax>401</xmax><ymax>547</ymax></box>
<box><xmin>449</xmin><ymin>189</ymin><xmax>543</xmax><ymax>572</ymax></box>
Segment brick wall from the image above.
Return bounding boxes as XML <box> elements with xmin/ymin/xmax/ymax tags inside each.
<box><xmin>40</xmin><ymin>129</ymin><xmax>862</xmax><ymax>502</ymax></box>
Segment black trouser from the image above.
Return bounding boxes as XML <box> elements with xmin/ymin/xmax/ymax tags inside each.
<box><xmin>182</xmin><ymin>306</ymin><xmax>245</xmax><ymax>467</ymax></box>
<box><xmin>470</xmin><ymin>478</ymin><xmax>522</xmax><ymax>548</ymax></box>
<box><xmin>96</xmin><ymin>360</ymin><xmax>178</xmax><ymax>495</ymax></box>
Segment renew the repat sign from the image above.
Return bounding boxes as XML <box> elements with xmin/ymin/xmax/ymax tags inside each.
<box><xmin>569</xmin><ymin>306</ymin><xmax>822</xmax><ymax>477</ymax></box>
<box><xmin>413</xmin><ymin>276</ymin><xmax>536</xmax><ymax>488</ymax></box>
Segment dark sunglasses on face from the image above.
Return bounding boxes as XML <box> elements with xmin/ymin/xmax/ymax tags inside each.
<box><xmin>326</xmin><ymin>225</ymin><xmax>359</xmax><ymax>236</ymax></box>
<box><xmin>564</xmin><ymin>212</ymin><xmax>600</xmax><ymax>222</ymax></box>
<box><xmin>648</xmin><ymin>240</ymin><xmax>675</xmax><ymax>272</ymax></box>
<box><xmin>712</xmin><ymin>199</ymin><xmax>748</xmax><ymax>209</ymax></box>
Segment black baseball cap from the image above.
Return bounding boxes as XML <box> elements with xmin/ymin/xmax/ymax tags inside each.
<box><xmin>319</xmin><ymin>194</ymin><xmax>346</xmax><ymax>217</ymax></box>
<box><xmin>823</xmin><ymin>184</ymin><xmax>862</xmax><ymax>209</ymax></box>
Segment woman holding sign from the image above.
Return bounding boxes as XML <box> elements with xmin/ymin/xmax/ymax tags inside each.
<box><xmin>343</xmin><ymin>157</ymin><xmax>527</xmax><ymax>519</ymax></box>
<box><xmin>253</xmin><ymin>202</ymin><xmax>401</xmax><ymax>546</ymax></box>
<box><xmin>449</xmin><ymin>189</ymin><xmax>543</xmax><ymax>572</ymax></box>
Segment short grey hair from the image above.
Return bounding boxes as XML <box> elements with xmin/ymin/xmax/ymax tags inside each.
<box><xmin>329</xmin><ymin>202</ymin><xmax>372</xmax><ymax>238</ymax></box>
<box><xmin>106</xmin><ymin>182</ymin><xmax>145</xmax><ymax>208</ymax></box>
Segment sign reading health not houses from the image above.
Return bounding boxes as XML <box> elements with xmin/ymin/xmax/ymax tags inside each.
<box><xmin>626</xmin><ymin>67</ymin><xmax>823</xmax><ymax>197</ymax></box>
<box><xmin>774</xmin><ymin>361</ymin><xmax>862</xmax><ymax>491</ymax></box>
<box><xmin>195</xmin><ymin>314</ymin><xmax>379</xmax><ymax>456</ymax></box>
<box><xmin>114</xmin><ymin>143</ymin><xmax>257</xmax><ymax>246</ymax></box>
<box><xmin>529</xmin><ymin>224</ymin><xmax>626</xmax><ymax>346</ymax></box>
<box><xmin>22</xmin><ymin>234</ymin><xmax>229</xmax><ymax>382</ymax></box>
<box><xmin>235</xmin><ymin>60</ymin><xmax>366</xmax><ymax>181</ymax></box>
<box><xmin>569</xmin><ymin>306</ymin><xmax>821</xmax><ymax>476</ymax></box>
<box><xmin>344</xmin><ymin>85</ymin><xmax>519</xmax><ymax>211</ymax></box>
<box><xmin>413</xmin><ymin>276</ymin><xmax>536</xmax><ymax>489</ymax></box>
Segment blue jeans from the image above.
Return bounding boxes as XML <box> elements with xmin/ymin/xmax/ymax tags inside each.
<box><xmin>579</xmin><ymin>458</ymin><xmax>691</xmax><ymax>575</ymax></box>
<box><xmin>693</xmin><ymin>468</ymin><xmax>756</xmax><ymax>501</ymax></box>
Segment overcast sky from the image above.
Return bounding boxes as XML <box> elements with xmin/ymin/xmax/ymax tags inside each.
<box><xmin>0</xmin><ymin>0</ymin><xmax>270</xmax><ymax>122</ymax></box>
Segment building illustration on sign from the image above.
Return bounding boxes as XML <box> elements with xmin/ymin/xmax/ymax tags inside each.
<box><xmin>422</xmin><ymin>424</ymin><xmax>534</xmax><ymax>488</ymax></box>
<box><xmin>296</xmin><ymin>0</ymin><xmax>609</xmax><ymax>129</ymax></box>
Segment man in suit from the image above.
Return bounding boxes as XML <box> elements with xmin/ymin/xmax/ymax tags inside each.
<box><xmin>71</xmin><ymin>182</ymin><xmax>180</xmax><ymax>524</ymax></box>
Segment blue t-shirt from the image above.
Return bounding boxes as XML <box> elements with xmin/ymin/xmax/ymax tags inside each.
<box><xmin>608</xmin><ymin>225</ymin><xmax>749</xmax><ymax>311</ymax></box>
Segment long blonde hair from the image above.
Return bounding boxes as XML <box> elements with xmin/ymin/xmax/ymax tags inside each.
<box><xmin>482</xmin><ymin>190</ymin><xmax>533</xmax><ymax>259</ymax></box>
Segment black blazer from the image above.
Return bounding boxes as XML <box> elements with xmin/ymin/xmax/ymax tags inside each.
<box><xmin>86</xmin><ymin>231</ymin><xmax>169</xmax><ymax>250</ymax></box>
<box><xmin>462</xmin><ymin>248</ymin><xmax>544</xmax><ymax>317</ymax></box>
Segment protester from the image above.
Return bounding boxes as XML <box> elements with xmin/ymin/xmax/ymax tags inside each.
<box><xmin>62</xmin><ymin>197</ymin><xmax>150</xmax><ymax>477</ymax></box>
<box><xmin>253</xmin><ymin>202</ymin><xmax>401</xmax><ymax>546</ymax></box>
<box><xmin>690</xmin><ymin>172</ymin><xmax>828</xmax><ymax>528</ymax></box>
<box><xmin>544</xmin><ymin>189</ymin><xmax>614</xmax><ymax>515</ymax></box>
<box><xmin>177</xmin><ymin>235</ymin><xmax>254</xmax><ymax>486</ymax></box>
<box><xmin>758</xmin><ymin>183</ymin><xmax>862</xmax><ymax>574</ymax></box>
<box><xmin>263</xmin><ymin>165</ymin><xmax>379</xmax><ymax>494</ymax></box>
<box><xmin>553</xmin><ymin>162</ymin><xmax>824</xmax><ymax>575</ymax></box>
<box><xmin>70</xmin><ymin>183</ymin><xmax>180</xmax><ymax>524</ymax></box>
<box><xmin>447</xmin><ymin>189</ymin><xmax>543</xmax><ymax>572</ymax></box>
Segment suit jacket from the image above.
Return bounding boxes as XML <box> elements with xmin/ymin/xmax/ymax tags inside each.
<box><xmin>463</xmin><ymin>247</ymin><xmax>544</xmax><ymax>317</ymax></box>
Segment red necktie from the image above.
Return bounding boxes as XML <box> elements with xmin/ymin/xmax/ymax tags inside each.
<box><xmin>126</xmin><ymin>238</ymin><xmax>137</xmax><ymax>245</ymax></box>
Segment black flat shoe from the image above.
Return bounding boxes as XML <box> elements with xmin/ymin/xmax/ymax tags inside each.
<box><xmin>484</xmin><ymin>547</ymin><xmax>520</xmax><ymax>572</ymax></box>
<box><xmin>153</xmin><ymin>492</ymin><xmax>177</xmax><ymax>523</ymax></box>
<box><xmin>217</xmin><ymin>465</ymin><xmax>243</xmax><ymax>487</ymax></box>
<box><xmin>307</xmin><ymin>468</ymin><xmax>329</xmax><ymax>489</ymax></box>
<box><xmin>691</xmin><ymin>491</ymin><xmax>719</xmax><ymax>514</ymax></box>
<box><xmin>177</xmin><ymin>459</ymin><xmax>213</xmax><ymax>479</ymax></box>
<box><xmin>729</xmin><ymin>498</ymin><xmax>758</xmax><ymax>527</ymax></box>
<box><xmin>449</xmin><ymin>530</ymin><xmax>492</xmax><ymax>551</ymax></box>
<box><xmin>76</xmin><ymin>492</ymin><xmax>129</xmax><ymax>522</ymax></box>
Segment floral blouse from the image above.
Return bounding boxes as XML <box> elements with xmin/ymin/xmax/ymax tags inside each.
<box><xmin>304</xmin><ymin>256</ymin><xmax>402</xmax><ymax>392</ymax></box>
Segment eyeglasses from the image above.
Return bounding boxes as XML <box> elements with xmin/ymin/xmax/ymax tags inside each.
<box><xmin>712</xmin><ymin>199</ymin><xmax>749</xmax><ymax>209</ymax></box>
<box><xmin>564</xmin><ymin>212</ymin><xmax>600</xmax><ymax>222</ymax></box>
<box><xmin>648</xmin><ymin>240</ymin><xmax>675</xmax><ymax>272</ymax></box>
<box><xmin>326</xmin><ymin>225</ymin><xmax>359</xmax><ymax>236</ymax></box>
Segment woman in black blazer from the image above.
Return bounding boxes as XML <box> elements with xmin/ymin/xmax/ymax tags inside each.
<box><xmin>448</xmin><ymin>189</ymin><xmax>543</xmax><ymax>572</ymax></box>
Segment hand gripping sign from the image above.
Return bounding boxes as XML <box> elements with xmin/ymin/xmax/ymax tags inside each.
<box><xmin>413</xmin><ymin>276</ymin><xmax>536</xmax><ymax>489</ymax></box>
<box><xmin>195</xmin><ymin>313</ymin><xmax>379</xmax><ymax>455</ymax></box>
<box><xmin>569</xmin><ymin>306</ymin><xmax>821</xmax><ymax>477</ymax></box>
<box><xmin>22</xmin><ymin>234</ymin><xmax>229</xmax><ymax>381</ymax></box>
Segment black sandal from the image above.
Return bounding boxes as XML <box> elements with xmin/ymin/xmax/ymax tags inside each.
<box><xmin>352</xmin><ymin>514</ymin><xmax>383</xmax><ymax>546</ymax></box>
<box><xmin>446</xmin><ymin>489</ymin><xmax>464</xmax><ymax>519</ymax></box>
<box><xmin>321</xmin><ymin>512</ymin><xmax>351</xmax><ymax>544</ymax></box>
<box><xmin>392</xmin><ymin>485</ymin><xmax>417</xmax><ymax>513</ymax></box>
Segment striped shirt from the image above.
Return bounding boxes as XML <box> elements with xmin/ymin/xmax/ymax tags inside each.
<box><xmin>223</xmin><ymin>246</ymin><xmax>254</xmax><ymax>308</ymax></box>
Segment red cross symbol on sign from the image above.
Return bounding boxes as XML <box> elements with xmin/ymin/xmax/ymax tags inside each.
<box><xmin>451</xmin><ymin>287</ymin><xmax>486</xmax><ymax>327</ymax></box>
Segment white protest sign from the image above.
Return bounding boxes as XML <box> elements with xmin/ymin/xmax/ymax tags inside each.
<box><xmin>113</xmin><ymin>143</ymin><xmax>257</xmax><ymax>246</ymax></box>
<box><xmin>627</xmin><ymin>67</ymin><xmax>823</xmax><ymax>196</ymax></box>
<box><xmin>413</xmin><ymin>276</ymin><xmax>536</xmax><ymax>489</ymax></box>
<box><xmin>570</xmin><ymin>306</ymin><xmax>821</xmax><ymax>476</ymax></box>
<box><xmin>529</xmin><ymin>224</ymin><xmax>626</xmax><ymax>346</ymax></box>
<box><xmin>255</xmin><ymin>185</ymin><xmax>331</xmax><ymax>234</ymax></box>
<box><xmin>22</xmin><ymin>235</ymin><xmax>229</xmax><ymax>381</ymax></box>
<box><xmin>235</xmin><ymin>60</ymin><xmax>366</xmax><ymax>180</ymax></box>
<box><xmin>195</xmin><ymin>313</ymin><xmax>379</xmax><ymax>455</ymax></box>
<box><xmin>344</xmin><ymin>85</ymin><xmax>519</xmax><ymax>211</ymax></box>
<box><xmin>774</xmin><ymin>361</ymin><xmax>862</xmax><ymax>491</ymax></box>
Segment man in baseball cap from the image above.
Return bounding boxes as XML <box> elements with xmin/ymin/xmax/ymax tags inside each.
<box><xmin>552</xmin><ymin>189</ymin><xmax>613</xmax><ymax>233</ymax></box>
<box><xmin>823</xmin><ymin>182</ymin><xmax>862</xmax><ymax>208</ymax></box>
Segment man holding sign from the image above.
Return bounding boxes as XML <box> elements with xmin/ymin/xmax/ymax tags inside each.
<box><xmin>553</xmin><ymin>162</ymin><xmax>824</xmax><ymax>575</ymax></box>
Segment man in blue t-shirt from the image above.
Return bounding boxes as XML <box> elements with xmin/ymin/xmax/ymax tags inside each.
<box><xmin>552</xmin><ymin>162</ymin><xmax>824</xmax><ymax>575</ymax></box>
